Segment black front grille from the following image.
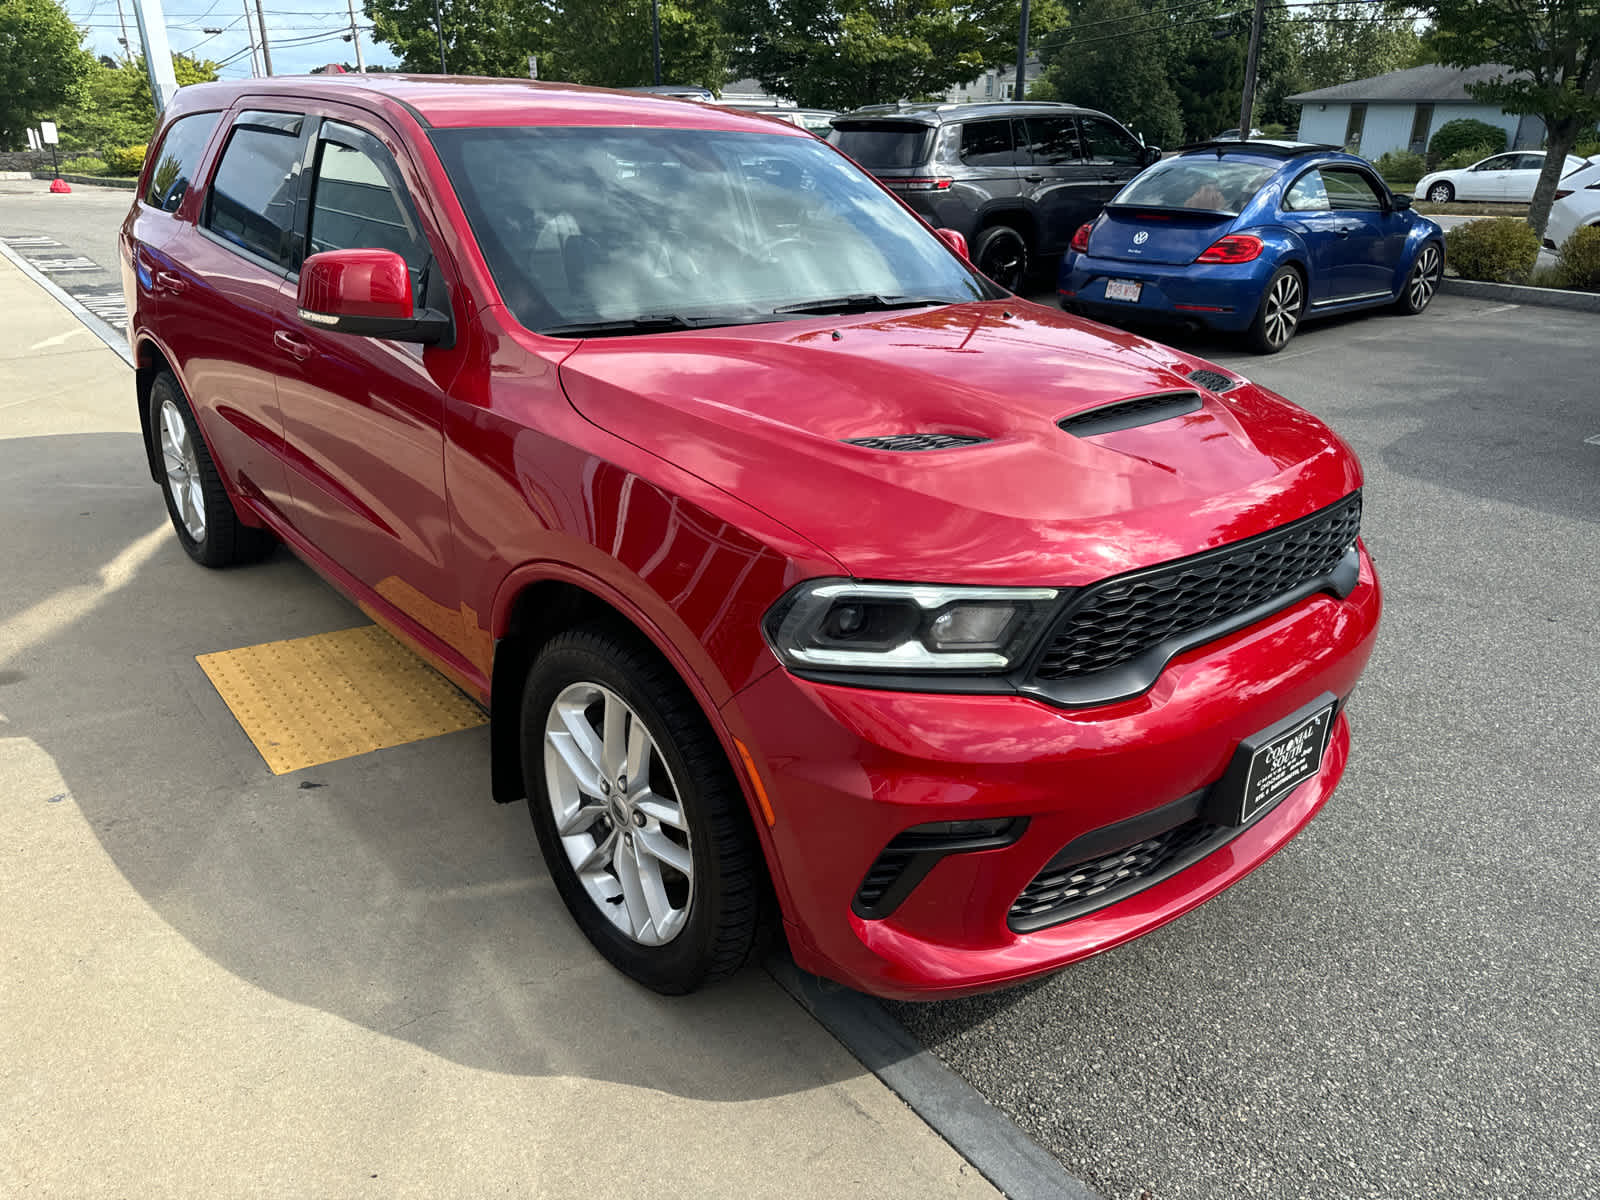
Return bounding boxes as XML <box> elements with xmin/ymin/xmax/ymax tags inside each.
<box><xmin>1009</xmin><ymin>817</ymin><xmax>1225</xmax><ymax>931</ymax></box>
<box><xmin>1186</xmin><ymin>368</ymin><xmax>1240</xmax><ymax>393</ymax></box>
<box><xmin>845</xmin><ymin>433</ymin><xmax>989</xmax><ymax>451</ymax></box>
<box><xmin>1033</xmin><ymin>492</ymin><xmax>1362</xmax><ymax>684</ymax></box>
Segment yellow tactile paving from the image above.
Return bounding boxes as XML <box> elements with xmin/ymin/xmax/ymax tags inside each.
<box><xmin>196</xmin><ymin>625</ymin><xmax>486</xmax><ymax>774</ymax></box>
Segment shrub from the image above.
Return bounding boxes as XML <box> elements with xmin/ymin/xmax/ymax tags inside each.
<box><xmin>1575</xmin><ymin>138</ymin><xmax>1600</xmax><ymax>160</ymax></box>
<box><xmin>1373</xmin><ymin>149</ymin><xmax>1425</xmax><ymax>183</ymax></box>
<box><xmin>1429</xmin><ymin>118</ymin><xmax>1507</xmax><ymax>163</ymax></box>
<box><xmin>104</xmin><ymin>144</ymin><xmax>148</xmax><ymax>175</ymax></box>
<box><xmin>1260</xmin><ymin>122</ymin><xmax>1287</xmax><ymax>138</ymax></box>
<box><xmin>1445</xmin><ymin>217</ymin><xmax>1541</xmax><ymax>283</ymax></box>
<box><xmin>1441</xmin><ymin>143</ymin><xmax>1499</xmax><ymax>171</ymax></box>
<box><xmin>58</xmin><ymin>155</ymin><xmax>108</xmax><ymax>176</ymax></box>
<box><xmin>1555</xmin><ymin>225</ymin><xmax>1600</xmax><ymax>290</ymax></box>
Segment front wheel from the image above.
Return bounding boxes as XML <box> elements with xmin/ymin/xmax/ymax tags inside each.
<box><xmin>521</xmin><ymin>625</ymin><xmax>765</xmax><ymax>994</ymax></box>
<box><xmin>1246</xmin><ymin>266</ymin><xmax>1305</xmax><ymax>354</ymax></box>
<box><xmin>1426</xmin><ymin>181</ymin><xmax>1454</xmax><ymax>204</ymax></box>
<box><xmin>1395</xmin><ymin>242</ymin><xmax>1443</xmax><ymax>314</ymax></box>
<box><xmin>973</xmin><ymin>225</ymin><xmax>1028</xmax><ymax>292</ymax></box>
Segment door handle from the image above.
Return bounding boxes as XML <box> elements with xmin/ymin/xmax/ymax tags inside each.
<box><xmin>1335</xmin><ymin>228</ymin><xmax>1352</xmax><ymax>238</ymax></box>
<box><xmin>273</xmin><ymin>329</ymin><xmax>312</xmax><ymax>361</ymax></box>
<box><xmin>1102</xmin><ymin>173</ymin><xmax>1122</xmax><ymax>182</ymax></box>
<box><xmin>154</xmin><ymin>269</ymin><xmax>187</xmax><ymax>293</ymax></box>
<box><xmin>1024</xmin><ymin>173</ymin><xmax>1044</xmax><ymax>182</ymax></box>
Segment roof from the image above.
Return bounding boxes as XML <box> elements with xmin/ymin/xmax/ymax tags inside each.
<box><xmin>834</xmin><ymin>100</ymin><xmax>1100</xmax><ymax>126</ymax></box>
<box><xmin>1288</xmin><ymin>63</ymin><xmax>1523</xmax><ymax>105</ymax></box>
<box><xmin>1177</xmin><ymin>139</ymin><xmax>1342</xmax><ymax>159</ymax></box>
<box><xmin>164</xmin><ymin>74</ymin><xmax>809</xmax><ymax>135</ymax></box>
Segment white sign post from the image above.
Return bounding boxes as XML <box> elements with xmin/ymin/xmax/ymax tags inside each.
<box><xmin>39</xmin><ymin>121</ymin><xmax>61</xmax><ymax>178</ymax></box>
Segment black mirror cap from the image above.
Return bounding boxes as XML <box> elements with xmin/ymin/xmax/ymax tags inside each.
<box><xmin>1391</xmin><ymin>193</ymin><xmax>1413</xmax><ymax>210</ymax></box>
<box><xmin>1144</xmin><ymin>146</ymin><xmax>1163</xmax><ymax>165</ymax></box>
<box><xmin>299</xmin><ymin>306</ymin><xmax>454</xmax><ymax>346</ymax></box>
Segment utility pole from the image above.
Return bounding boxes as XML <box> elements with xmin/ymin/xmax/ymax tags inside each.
<box><xmin>345</xmin><ymin>0</ymin><xmax>365</xmax><ymax>72</ymax></box>
<box><xmin>434</xmin><ymin>0</ymin><xmax>447</xmax><ymax>73</ymax></box>
<box><xmin>241</xmin><ymin>0</ymin><xmax>261</xmax><ymax>76</ymax></box>
<box><xmin>254</xmin><ymin>0</ymin><xmax>274</xmax><ymax>74</ymax></box>
<box><xmin>113</xmin><ymin>0</ymin><xmax>133</xmax><ymax>61</ymax></box>
<box><xmin>1016</xmin><ymin>0</ymin><xmax>1030</xmax><ymax>101</ymax></box>
<box><xmin>651</xmin><ymin>0</ymin><xmax>661</xmax><ymax>85</ymax></box>
<box><xmin>1237</xmin><ymin>0</ymin><xmax>1266</xmax><ymax>138</ymax></box>
<box><xmin>130</xmin><ymin>0</ymin><xmax>180</xmax><ymax>112</ymax></box>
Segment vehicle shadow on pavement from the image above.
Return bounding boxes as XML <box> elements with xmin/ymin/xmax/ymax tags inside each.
<box><xmin>0</xmin><ymin>430</ymin><xmax>865</xmax><ymax>1101</ymax></box>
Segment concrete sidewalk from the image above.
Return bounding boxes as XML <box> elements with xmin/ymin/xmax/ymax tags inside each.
<box><xmin>0</xmin><ymin>253</ymin><xmax>997</xmax><ymax>1198</ymax></box>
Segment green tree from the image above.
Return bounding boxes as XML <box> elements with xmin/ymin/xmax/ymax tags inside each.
<box><xmin>1290</xmin><ymin>2</ymin><xmax>1421</xmax><ymax>93</ymax></box>
<box><xmin>1420</xmin><ymin>0</ymin><xmax>1600</xmax><ymax>238</ymax></box>
<box><xmin>47</xmin><ymin>54</ymin><xmax>220</xmax><ymax>156</ymax></box>
<box><xmin>547</xmin><ymin>0</ymin><xmax>730</xmax><ymax>90</ymax></box>
<box><xmin>728</xmin><ymin>0</ymin><xmax>1026</xmax><ymax>111</ymax></box>
<box><xmin>365</xmin><ymin>0</ymin><xmax>542</xmax><ymax>76</ymax></box>
<box><xmin>0</xmin><ymin>0</ymin><xmax>95</xmax><ymax>148</ymax></box>
<box><xmin>1036</xmin><ymin>0</ymin><xmax>1191</xmax><ymax>146</ymax></box>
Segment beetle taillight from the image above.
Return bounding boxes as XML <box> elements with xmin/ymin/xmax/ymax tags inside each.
<box><xmin>1069</xmin><ymin>222</ymin><xmax>1093</xmax><ymax>253</ymax></box>
<box><xmin>1195</xmin><ymin>234</ymin><xmax>1265</xmax><ymax>264</ymax></box>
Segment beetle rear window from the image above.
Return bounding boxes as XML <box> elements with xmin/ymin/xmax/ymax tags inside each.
<box><xmin>1114</xmin><ymin>158</ymin><xmax>1278</xmax><ymax>215</ymax></box>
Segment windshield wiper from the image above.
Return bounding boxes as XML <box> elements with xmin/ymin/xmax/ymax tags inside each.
<box><xmin>772</xmin><ymin>294</ymin><xmax>954</xmax><ymax>316</ymax></box>
<box><xmin>539</xmin><ymin>314</ymin><xmax>698</xmax><ymax>338</ymax></box>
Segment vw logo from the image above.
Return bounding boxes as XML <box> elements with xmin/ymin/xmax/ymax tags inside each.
<box><xmin>1133</xmin><ymin>231</ymin><xmax>1149</xmax><ymax>245</ymax></box>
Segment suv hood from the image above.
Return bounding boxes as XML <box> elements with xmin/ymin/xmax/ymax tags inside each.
<box><xmin>553</xmin><ymin>302</ymin><xmax>1361</xmax><ymax>585</ymax></box>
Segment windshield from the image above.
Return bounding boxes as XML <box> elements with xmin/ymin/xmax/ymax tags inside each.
<box><xmin>827</xmin><ymin>122</ymin><xmax>934</xmax><ymax>169</ymax></box>
<box><xmin>1114</xmin><ymin>157</ymin><xmax>1278</xmax><ymax>215</ymax></box>
<box><xmin>430</xmin><ymin>126</ymin><xmax>988</xmax><ymax>335</ymax></box>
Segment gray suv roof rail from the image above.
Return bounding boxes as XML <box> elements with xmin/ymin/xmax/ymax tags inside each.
<box><xmin>834</xmin><ymin>100</ymin><xmax>1100</xmax><ymax>125</ymax></box>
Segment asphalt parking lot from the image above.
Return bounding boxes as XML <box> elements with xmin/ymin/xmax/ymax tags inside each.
<box><xmin>902</xmin><ymin>289</ymin><xmax>1600</xmax><ymax>1199</ymax></box>
<box><xmin>5</xmin><ymin>180</ymin><xmax>1597</xmax><ymax>1199</ymax></box>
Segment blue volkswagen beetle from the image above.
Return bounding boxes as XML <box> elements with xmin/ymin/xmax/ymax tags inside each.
<box><xmin>1058</xmin><ymin>141</ymin><xmax>1446</xmax><ymax>353</ymax></box>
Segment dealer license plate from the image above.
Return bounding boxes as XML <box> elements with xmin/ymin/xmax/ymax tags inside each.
<box><xmin>1208</xmin><ymin>694</ymin><xmax>1337</xmax><ymax>827</ymax></box>
<box><xmin>1105</xmin><ymin>279</ymin><xmax>1142</xmax><ymax>303</ymax></box>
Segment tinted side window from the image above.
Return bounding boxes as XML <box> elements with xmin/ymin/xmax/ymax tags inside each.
<box><xmin>1514</xmin><ymin>153</ymin><xmax>1545</xmax><ymax>171</ymax></box>
<box><xmin>1024</xmin><ymin>116</ymin><xmax>1083</xmax><ymax>166</ymax></box>
<box><xmin>205</xmin><ymin>113</ymin><xmax>306</xmax><ymax>268</ymax></box>
<box><xmin>1322</xmin><ymin>168</ymin><xmax>1384</xmax><ymax>211</ymax></box>
<box><xmin>144</xmin><ymin>112</ymin><xmax>220</xmax><ymax>212</ymax></box>
<box><xmin>308</xmin><ymin>131</ymin><xmax>431</xmax><ymax>301</ymax></box>
<box><xmin>1283</xmin><ymin>170</ymin><xmax>1330</xmax><ymax>212</ymax></box>
<box><xmin>1080</xmin><ymin>116</ymin><xmax>1142</xmax><ymax>164</ymax></box>
<box><xmin>1473</xmin><ymin>154</ymin><xmax>1513</xmax><ymax>171</ymax></box>
<box><xmin>959</xmin><ymin>120</ymin><xmax>1016</xmax><ymax>167</ymax></box>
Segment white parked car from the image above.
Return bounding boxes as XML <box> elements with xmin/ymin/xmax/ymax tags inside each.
<box><xmin>1544</xmin><ymin>159</ymin><xmax>1600</xmax><ymax>250</ymax></box>
<box><xmin>1414</xmin><ymin>150</ymin><xmax>1588</xmax><ymax>203</ymax></box>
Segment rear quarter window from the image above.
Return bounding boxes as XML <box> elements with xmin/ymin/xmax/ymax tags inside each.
<box><xmin>828</xmin><ymin>123</ymin><xmax>933</xmax><ymax>169</ymax></box>
<box><xmin>144</xmin><ymin>112</ymin><xmax>221</xmax><ymax>213</ymax></box>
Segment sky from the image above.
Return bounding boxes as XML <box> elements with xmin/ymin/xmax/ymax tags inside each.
<box><xmin>64</xmin><ymin>0</ymin><xmax>401</xmax><ymax>80</ymax></box>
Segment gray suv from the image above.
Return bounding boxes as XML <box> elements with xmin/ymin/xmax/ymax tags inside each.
<box><xmin>828</xmin><ymin>102</ymin><xmax>1159</xmax><ymax>290</ymax></box>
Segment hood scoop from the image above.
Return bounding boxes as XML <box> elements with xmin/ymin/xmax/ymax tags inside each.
<box><xmin>1059</xmin><ymin>391</ymin><xmax>1202</xmax><ymax>438</ymax></box>
<box><xmin>844</xmin><ymin>433</ymin><xmax>990</xmax><ymax>451</ymax></box>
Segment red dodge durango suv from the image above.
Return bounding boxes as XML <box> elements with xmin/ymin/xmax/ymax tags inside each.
<box><xmin>123</xmin><ymin>75</ymin><xmax>1381</xmax><ymax>1000</ymax></box>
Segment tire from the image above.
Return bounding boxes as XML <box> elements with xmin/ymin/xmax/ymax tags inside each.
<box><xmin>1395</xmin><ymin>241</ymin><xmax>1443</xmax><ymax>314</ymax></box>
<box><xmin>1426</xmin><ymin>181</ymin><xmax>1454</xmax><ymax>204</ymax></box>
<box><xmin>1245</xmin><ymin>265</ymin><xmax>1305</xmax><ymax>354</ymax></box>
<box><xmin>521</xmin><ymin>624</ymin><xmax>764</xmax><ymax>994</ymax></box>
<box><xmin>973</xmin><ymin>224</ymin><xmax>1028</xmax><ymax>292</ymax></box>
<box><xmin>147</xmin><ymin>370</ymin><xmax>274</xmax><ymax>567</ymax></box>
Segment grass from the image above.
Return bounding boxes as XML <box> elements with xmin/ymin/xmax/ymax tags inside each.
<box><xmin>1416</xmin><ymin>200</ymin><xmax>1531</xmax><ymax>217</ymax></box>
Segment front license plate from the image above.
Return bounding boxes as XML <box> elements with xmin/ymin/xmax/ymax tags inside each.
<box><xmin>1105</xmin><ymin>279</ymin><xmax>1142</xmax><ymax>303</ymax></box>
<box><xmin>1209</xmin><ymin>694</ymin><xmax>1337</xmax><ymax>827</ymax></box>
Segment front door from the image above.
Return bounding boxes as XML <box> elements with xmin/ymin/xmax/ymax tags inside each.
<box><xmin>1318</xmin><ymin>166</ymin><xmax>1394</xmax><ymax>299</ymax></box>
<box><xmin>1462</xmin><ymin>153</ymin><xmax>1517</xmax><ymax>200</ymax></box>
<box><xmin>271</xmin><ymin>114</ymin><xmax>470</xmax><ymax>663</ymax></box>
<box><xmin>1077</xmin><ymin>115</ymin><xmax>1147</xmax><ymax>215</ymax></box>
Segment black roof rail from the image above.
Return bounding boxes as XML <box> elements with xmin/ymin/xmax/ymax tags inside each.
<box><xmin>1176</xmin><ymin>139</ymin><xmax>1343</xmax><ymax>158</ymax></box>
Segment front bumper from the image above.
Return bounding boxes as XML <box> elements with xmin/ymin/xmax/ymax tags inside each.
<box><xmin>1058</xmin><ymin>252</ymin><xmax>1279</xmax><ymax>333</ymax></box>
<box><xmin>726</xmin><ymin>546</ymin><xmax>1381</xmax><ymax>1000</ymax></box>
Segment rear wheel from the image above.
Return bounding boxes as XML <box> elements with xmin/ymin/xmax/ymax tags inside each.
<box><xmin>973</xmin><ymin>224</ymin><xmax>1028</xmax><ymax>292</ymax></box>
<box><xmin>1246</xmin><ymin>266</ymin><xmax>1305</xmax><ymax>354</ymax></box>
<box><xmin>147</xmin><ymin>371</ymin><xmax>273</xmax><ymax>566</ymax></box>
<box><xmin>521</xmin><ymin>624</ymin><xmax>764</xmax><ymax>994</ymax></box>
<box><xmin>1395</xmin><ymin>242</ymin><xmax>1443</xmax><ymax>314</ymax></box>
<box><xmin>1426</xmin><ymin>181</ymin><xmax>1454</xmax><ymax>204</ymax></box>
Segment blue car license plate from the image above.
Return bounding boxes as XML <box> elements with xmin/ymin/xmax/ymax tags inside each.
<box><xmin>1105</xmin><ymin>279</ymin><xmax>1142</xmax><ymax>303</ymax></box>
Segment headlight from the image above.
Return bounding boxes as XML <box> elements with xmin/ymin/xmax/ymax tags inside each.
<box><xmin>763</xmin><ymin>579</ymin><xmax>1061</xmax><ymax>674</ymax></box>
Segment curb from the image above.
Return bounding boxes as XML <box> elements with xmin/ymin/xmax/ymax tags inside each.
<box><xmin>29</xmin><ymin>171</ymin><xmax>139</xmax><ymax>190</ymax></box>
<box><xmin>0</xmin><ymin>241</ymin><xmax>135</xmax><ymax>366</ymax></box>
<box><xmin>1440</xmin><ymin>276</ymin><xmax>1600</xmax><ymax>312</ymax></box>
<box><xmin>766</xmin><ymin>954</ymin><xmax>1102</xmax><ymax>1200</ymax></box>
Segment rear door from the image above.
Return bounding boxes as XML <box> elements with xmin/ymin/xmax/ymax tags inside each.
<box><xmin>953</xmin><ymin>117</ymin><xmax>1025</xmax><ymax>218</ymax></box>
<box><xmin>1019</xmin><ymin>114</ymin><xmax>1098</xmax><ymax>252</ymax></box>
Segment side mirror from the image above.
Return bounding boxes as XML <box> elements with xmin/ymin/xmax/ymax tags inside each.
<box><xmin>1391</xmin><ymin>193</ymin><xmax>1412</xmax><ymax>210</ymax></box>
<box><xmin>935</xmin><ymin>227</ymin><xmax>970</xmax><ymax>261</ymax></box>
<box><xmin>1143</xmin><ymin>145</ymin><xmax>1163</xmax><ymax>166</ymax></box>
<box><xmin>297</xmin><ymin>248</ymin><xmax>451</xmax><ymax>344</ymax></box>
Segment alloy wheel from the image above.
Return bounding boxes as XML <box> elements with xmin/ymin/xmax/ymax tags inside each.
<box><xmin>159</xmin><ymin>398</ymin><xmax>206</xmax><ymax>542</ymax></box>
<box><xmin>543</xmin><ymin>681</ymin><xmax>693</xmax><ymax>946</ymax></box>
<box><xmin>1408</xmin><ymin>244</ymin><xmax>1441</xmax><ymax>310</ymax></box>
<box><xmin>979</xmin><ymin>235</ymin><xmax>1025</xmax><ymax>291</ymax></box>
<box><xmin>1428</xmin><ymin>184</ymin><xmax>1452</xmax><ymax>203</ymax></box>
<box><xmin>1262</xmin><ymin>272</ymin><xmax>1302</xmax><ymax>349</ymax></box>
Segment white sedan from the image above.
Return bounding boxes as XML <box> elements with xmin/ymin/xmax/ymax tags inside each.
<box><xmin>1544</xmin><ymin>159</ymin><xmax>1600</xmax><ymax>250</ymax></box>
<box><xmin>1414</xmin><ymin>151</ymin><xmax>1588</xmax><ymax>203</ymax></box>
